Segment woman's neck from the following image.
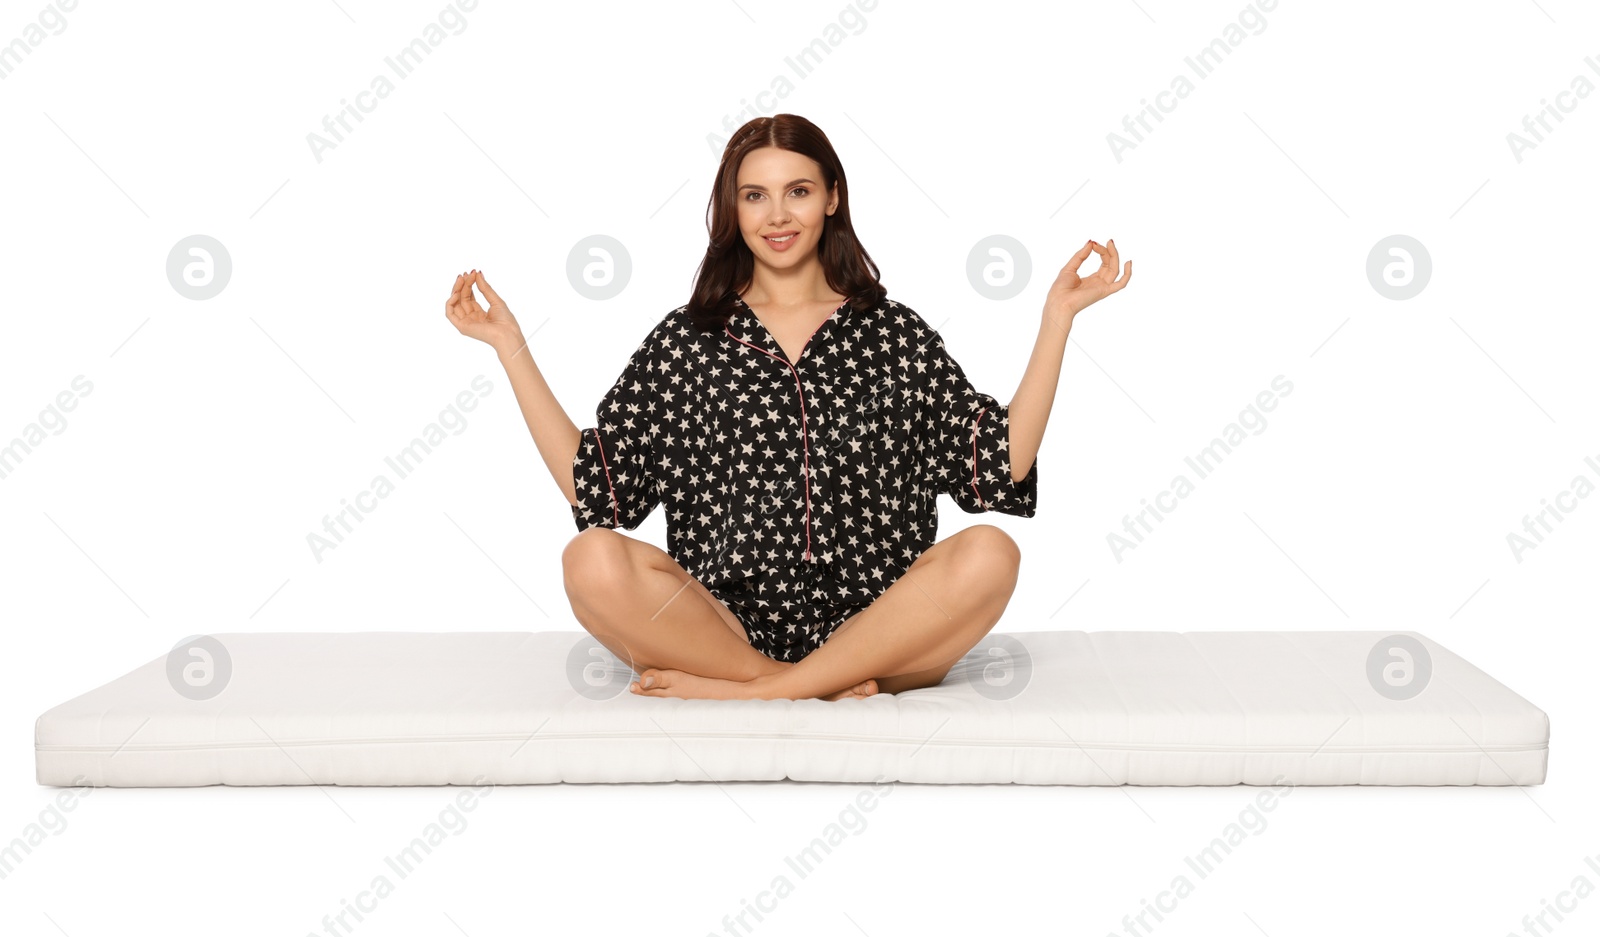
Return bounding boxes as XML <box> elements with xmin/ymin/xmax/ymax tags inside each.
<box><xmin>741</xmin><ymin>260</ymin><xmax>836</xmax><ymax>311</ymax></box>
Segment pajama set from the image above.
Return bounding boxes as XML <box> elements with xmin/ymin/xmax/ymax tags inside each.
<box><xmin>570</xmin><ymin>294</ymin><xmax>1038</xmax><ymax>662</ymax></box>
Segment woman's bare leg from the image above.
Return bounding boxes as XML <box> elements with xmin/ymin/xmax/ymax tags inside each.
<box><xmin>632</xmin><ymin>524</ymin><xmax>1022</xmax><ymax>700</ymax></box>
<box><xmin>563</xmin><ymin>528</ymin><xmax>782</xmax><ymax>682</ymax></box>
<box><xmin>563</xmin><ymin>528</ymin><xmax>876</xmax><ymax>697</ymax></box>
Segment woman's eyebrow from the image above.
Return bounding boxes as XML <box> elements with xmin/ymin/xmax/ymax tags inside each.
<box><xmin>737</xmin><ymin>178</ymin><xmax>817</xmax><ymax>192</ymax></box>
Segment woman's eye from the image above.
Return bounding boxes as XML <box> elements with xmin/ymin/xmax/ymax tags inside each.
<box><xmin>742</xmin><ymin>188</ymin><xmax>809</xmax><ymax>200</ymax></box>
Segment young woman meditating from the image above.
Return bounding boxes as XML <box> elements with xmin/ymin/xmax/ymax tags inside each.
<box><xmin>444</xmin><ymin>113</ymin><xmax>1131</xmax><ymax>702</ymax></box>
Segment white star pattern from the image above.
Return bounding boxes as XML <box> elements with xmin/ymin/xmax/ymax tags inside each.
<box><xmin>570</xmin><ymin>296</ymin><xmax>1038</xmax><ymax>660</ymax></box>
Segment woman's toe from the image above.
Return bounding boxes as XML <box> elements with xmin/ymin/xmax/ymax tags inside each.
<box><xmin>826</xmin><ymin>678</ymin><xmax>878</xmax><ymax>700</ymax></box>
<box><xmin>633</xmin><ymin>668</ymin><xmax>681</xmax><ymax>696</ymax></box>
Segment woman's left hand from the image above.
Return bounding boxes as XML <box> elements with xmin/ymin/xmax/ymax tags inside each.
<box><xmin>1045</xmin><ymin>238</ymin><xmax>1132</xmax><ymax>324</ymax></box>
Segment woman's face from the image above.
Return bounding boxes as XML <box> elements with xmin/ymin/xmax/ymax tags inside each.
<box><xmin>734</xmin><ymin>146</ymin><xmax>838</xmax><ymax>270</ymax></box>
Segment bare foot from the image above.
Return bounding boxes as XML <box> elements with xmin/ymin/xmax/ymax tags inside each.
<box><xmin>630</xmin><ymin>669</ymin><xmax>760</xmax><ymax>700</ymax></box>
<box><xmin>629</xmin><ymin>669</ymin><xmax>879</xmax><ymax>701</ymax></box>
<box><xmin>823</xmin><ymin>679</ymin><xmax>879</xmax><ymax>701</ymax></box>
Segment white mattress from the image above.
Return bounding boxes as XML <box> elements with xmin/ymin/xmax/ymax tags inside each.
<box><xmin>34</xmin><ymin>630</ymin><xmax>1549</xmax><ymax>787</ymax></box>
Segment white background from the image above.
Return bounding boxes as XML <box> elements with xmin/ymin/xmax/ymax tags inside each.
<box><xmin>1</xmin><ymin>0</ymin><xmax>1594</xmax><ymax>934</ymax></box>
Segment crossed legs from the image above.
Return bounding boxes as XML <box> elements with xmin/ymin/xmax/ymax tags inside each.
<box><xmin>562</xmin><ymin>529</ymin><xmax>877</xmax><ymax>701</ymax></box>
<box><xmin>562</xmin><ymin>524</ymin><xmax>1022</xmax><ymax>701</ymax></box>
<box><xmin>561</xmin><ymin>527</ymin><xmax>786</xmax><ymax>682</ymax></box>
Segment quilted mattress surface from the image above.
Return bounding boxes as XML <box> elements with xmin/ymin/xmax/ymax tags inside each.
<box><xmin>34</xmin><ymin>630</ymin><xmax>1549</xmax><ymax>787</ymax></box>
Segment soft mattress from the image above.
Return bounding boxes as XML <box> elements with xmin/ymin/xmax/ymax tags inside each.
<box><xmin>34</xmin><ymin>630</ymin><xmax>1549</xmax><ymax>787</ymax></box>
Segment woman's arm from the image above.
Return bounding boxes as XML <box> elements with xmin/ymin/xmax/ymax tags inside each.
<box><xmin>1006</xmin><ymin>314</ymin><xmax>1072</xmax><ymax>485</ymax></box>
<box><xmin>496</xmin><ymin>344</ymin><xmax>583</xmax><ymax>506</ymax></box>
<box><xmin>1006</xmin><ymin>238</ymin><xmax>1133</xmax><ymax>484</ymax></box>
<box><xmin>446</xmin><ymin>270</ymin><xmax>582</xmax><ymax>506</ymax></box>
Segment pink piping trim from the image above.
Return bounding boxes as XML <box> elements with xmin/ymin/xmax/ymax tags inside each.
<box><xmin>591</xmin><ymin>428</ymin><xmax>622</xmax><ymax>528</ymax></box>
<box><xmin>968</xmin><ymin>407</ymin><xmax>990</xmax><ymax>510</ymax></box>
<box><xmin>725</xmin><ymin>322</ymin><xmax>825</xmax><ymax>563</ymax></box>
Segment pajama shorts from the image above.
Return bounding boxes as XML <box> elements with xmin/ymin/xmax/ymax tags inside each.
<box><xmin>707</xmin><ymin>562</ymin><xmax>870</xmax><ymax>663</ymax></box>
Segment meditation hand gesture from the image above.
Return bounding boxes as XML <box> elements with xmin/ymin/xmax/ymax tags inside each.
<box><xmin>445</xmin><ymin>269</ymin><xmax>527</xmax><ymax>357</ymax></box>
<box><xmin>1045</xmin><ymin>238</ymin><xmax>1132</xmax><ymax>327</ymax></box>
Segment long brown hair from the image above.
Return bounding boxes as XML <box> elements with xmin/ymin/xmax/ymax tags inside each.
<box><xmin>687</xmin><ymin>113</ymin><xmax>887</xmax><ymax>332</ymax></box>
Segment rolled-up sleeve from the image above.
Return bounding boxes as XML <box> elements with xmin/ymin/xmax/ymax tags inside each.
<box><xmin>918</xmin><ymin>329</ymin><xmax>1038</xmax><ymax>517</ymax></box>
<box><xmin>571</xmin><ymin>332</ymin><xmax>662</xmax><ymax>531</ymax></box>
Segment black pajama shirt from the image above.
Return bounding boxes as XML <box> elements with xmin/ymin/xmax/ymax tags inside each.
<box><xmin>570</xmin><ymin>295</ymin><xmax>1038</xmax><ymax>662</ymax></box>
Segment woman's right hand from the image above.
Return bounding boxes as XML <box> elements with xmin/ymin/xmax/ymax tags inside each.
<box><xmin>445</xmin><ymin>269</ymin><xmax>526</xmax><ymax>357</ymax></box>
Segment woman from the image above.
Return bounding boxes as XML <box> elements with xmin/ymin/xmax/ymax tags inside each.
<box><xmin>445</xmin><ymin>113</ymin><xmax>1131</xmax><ymax>702</ymax></box>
